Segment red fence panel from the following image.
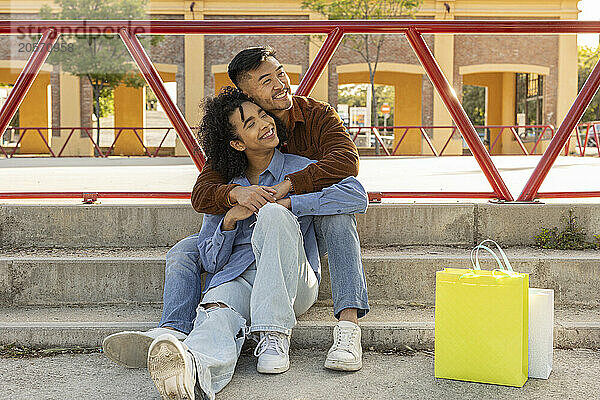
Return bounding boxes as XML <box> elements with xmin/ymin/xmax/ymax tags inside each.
<box><xmin>0</xmin><ymin>20</ymin><xmax>599</xmax><ymax>202</ymax></box>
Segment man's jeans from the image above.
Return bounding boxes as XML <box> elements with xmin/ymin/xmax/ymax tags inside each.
<box><xmin>158</xmin><ymin>208</ymin><xmax>369</xmax><ymax>334</ymax></box>
<box><xmin>183</xmin><ymin>203</ymin><xmax>318</xmax><ymax>398</ymax></box>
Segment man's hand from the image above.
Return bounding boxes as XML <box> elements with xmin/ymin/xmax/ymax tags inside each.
<box><xmin>270</xmin><ymin>179</ymin><xmax>293</xmax><ymax>200</ymax></box>
<box><xmin>229</xmin><ymin>185</ymin><xmax>276</xmax><ymax>212</ymax></box>
<box><xmin>222</xmin><ymin>205</ymin><xmax>254</xmax><ymax>231</ymax></box>
<box><xmin>276</xmin><ymin>198</ymin><xmax>291</xmax><ymax>210</ymax></box>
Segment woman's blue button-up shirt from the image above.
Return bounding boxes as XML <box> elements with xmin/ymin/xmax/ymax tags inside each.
<box><xmin>197</xmin><ymin>149</ymin><xmax>368</xmax><ymax>294</ymax></box>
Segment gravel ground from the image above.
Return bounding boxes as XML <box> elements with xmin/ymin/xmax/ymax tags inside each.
<box><xmin>0</xmin><ymin>349</ymin><xmax>598</xmax><ymax>400</ymax></box>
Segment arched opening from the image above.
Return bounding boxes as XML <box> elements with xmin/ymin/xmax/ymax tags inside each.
<box><xmin>460</xmin><ymin>64</ymin><xmax>550</xmax><ymax>155</ymax></box>
<box><xmin>336</xmin><ymin>63</ymin><xmax>423</xmax><ymax>155</ymax></box>
<box><xmin>0</xmin><ymin>62</ymin><xmax>52</xmax><ymax>154</ymax></box>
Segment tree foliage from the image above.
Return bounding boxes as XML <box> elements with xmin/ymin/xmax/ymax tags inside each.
<box><xmin>39</xmin><ymin>0</ymin><xmax>160</xmax><ymax>132</ymax></box>
<box><xmin>578</xmin><ymin>45</ymin><xmax>600</xmax><ymax>122</ymax></box>
<box><xmin>462</xmin><ymin>85</ymin><xmax>486</xmax><ymax>127</ymax></box>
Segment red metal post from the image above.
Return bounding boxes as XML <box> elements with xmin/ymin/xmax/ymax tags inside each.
<box><xmin>593</xmin><ymin>124</ymin><xmax>600</xmax><ymax>157</ymax></box>
<box><xmin>57</xmin><ymin>128</ymin><xmax>76</xmax><ymax>157</ymax></box>
<box><xmin>392</xmin><ymin>128</ymin><xmax>410</xmax><ymax>155</ymax></box>
<box><xmin>296</xmin><ymin>27</ymin><xmax>344</xmax><ymax>96</ymax></box>
<box><xmin>36</xmin><ymin>128</ymin><xmax>56</xmax><ymax>157</ymax></box>
<box><xmin>531</xmin><ymin>126</ymin><xmax>547</xmax><ymax>154</ymax></box>
<box><xmin>509</xmin><ymin>127</ymin><xmax>529</xmax><ymax>155</ymax></box>
<box><xmin>518</xmin><ymin>56</ymin><xmax>600</xmax><ymax>201</ymax></box>
<box><xmin>537</xmin><ymin>191</ymin><xmax>600</xmax><ymax>199</ymax></box>
<box><xmin>0</xmin><ymin>29</ymin><xmax>58</xmax><ymax>140</ymax></box>
<box><xmin>119</xmin><ymin>29</ymin><xmax>205</xmax><ymax>171</ymax></box>
<box><xmin>405</xmin><ymin>28</ymin><xmax>513</xmax><ymax>201</ymax></box>
<box><xmin>153</xmin><ymin>128</ymin><xmax>174</xmax><ymax>157</ymax></box>
<box><xmin>420</xmin><ymin>128</ymin><xmax>439</xmax><ymax>157</ymax></box>
<box><xmin>368</xmin><ymin>191</ymin><xmax>497</xmax><ymax>200</ymax></box>
<box><xmin>132</xmin><ymin>128</ymin><xmax>152</xmax><ymax>157</ymax></box>
<box><xmin>82</xmin><ymin>127</ymin><xmax>105</xmax><ymax>157</ymax></box>
<box><xmin>371</xmin><ymin>127</ymin><xmax>391</xmax><ymax>156</ymax></box>
<box><xmin>0</xmin><ymin>192</ymin><xmax>191</xmax><ymax>200</ymax></box>
<box><xmin>439</xmin><ymin>127</ymin><xmax>457</xmax><ymax>156</ymax></box>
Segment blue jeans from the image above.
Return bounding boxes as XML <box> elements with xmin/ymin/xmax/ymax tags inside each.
<box><xmin>158</xmin><ymin>212</ymin><xmax>369</xmax><ymax>334</ymax></box>
<box><xmin>184</xmin><ymin>204</ymin><xmax>319</xmax><ymax>398</ymax></box>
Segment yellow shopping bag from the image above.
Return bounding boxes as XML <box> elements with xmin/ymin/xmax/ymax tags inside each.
<box><xmin>434</xmin><ymin>240</ymin><xmax>529</xmax><ymax>387</ymax></box>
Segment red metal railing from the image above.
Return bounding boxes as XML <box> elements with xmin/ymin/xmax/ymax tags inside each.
<box><xmin>1</xmin><ymin>124</ymin><xmax>557</xmax><ymax>158</ymax></box>
<box><xmin>0</xmin><ymin>20</ymin><xmax>599</xmax><ymax>202</ymax></box>
<box><xmin>566</xmin><ymin>121</ymin><xmax>600</xmax><ymax>157</ymax></box>
<box><xmin>1</xmin><ymin>127</ymin><xmax>177</xmax><ymax>157</ymax></box>
<box><xmin>347</xmin><ymin>125</ymin><xmax>555</xmax><ymax>156</ymax></box>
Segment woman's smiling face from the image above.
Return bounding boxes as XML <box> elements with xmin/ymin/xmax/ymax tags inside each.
<box><xmin>228</xmin><ymin>101</ymin><xmax>279</xmax><ymax>153</ymax></box>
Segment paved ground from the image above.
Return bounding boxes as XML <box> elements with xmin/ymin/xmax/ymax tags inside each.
<box><xmin>0</xmin><ymin>349</ymin><xmax>598</xmax><ymax>399</ymax></box>
<box><xmin>1</xmin><ymin>155</ymin><xmax>600</xmax><ymax>204</ymax></box>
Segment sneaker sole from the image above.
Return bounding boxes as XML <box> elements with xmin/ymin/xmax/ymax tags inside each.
<box><xmin>257</xmin><ymin>362</ymin><xmax>290</xmax><ymax>374</ymax></box>
<box><xmin>103</xmin><ymin>332</ymin><xmax>155</xmax><ymax>369</ymax></box>
<box><xmin>148</xmin><ymin>336</ymin><xmax>195</xmax><ymax>400</ymax></box>
<box><xmin>324</xmin><ymin>358</ymin><xmax>363</xmax><ymax>372</ymax></box>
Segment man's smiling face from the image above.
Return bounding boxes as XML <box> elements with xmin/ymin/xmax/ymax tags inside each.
<box><xmin>237</xmin><ymin>56</ymin><xmax>293</xmax><ymax>114</ymax></box>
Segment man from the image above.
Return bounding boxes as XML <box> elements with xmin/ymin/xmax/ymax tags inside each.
<box><xmin>103</xmin><ymin>46</ymin><xmax>369</xmax><ymax>372</ymax></box>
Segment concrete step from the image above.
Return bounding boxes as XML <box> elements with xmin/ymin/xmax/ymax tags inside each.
<box><xmin>1</xmin><ymin>203</ymin><xmax>600</xmax><ymax>248</ymax></box>
<box><xmin>1</xmin><ymin>246</ymin><xmax>599</xmax><ymax>307</ymax></box>
<box><xmin>0</xmin><ymin>304</ymin><xmax>598</xmax><ymax>350</ymax></box>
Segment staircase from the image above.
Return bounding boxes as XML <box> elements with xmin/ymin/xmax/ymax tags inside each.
<box><xmin>1</xmin><ymin>203</ymin><xmax>599</xmax><ymax>350</ymax></box>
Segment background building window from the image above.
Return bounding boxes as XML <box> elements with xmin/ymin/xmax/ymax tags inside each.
<box><xmin>515</xmin><ymin>73</ymin><xmax>545</xmax><ymax>142</ymax></box>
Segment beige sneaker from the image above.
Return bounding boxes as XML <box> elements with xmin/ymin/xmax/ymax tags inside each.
<box><xmin>254</xmin><ymin>331</ymin><xmax>290</xmax><ymax>374</ymax></box>
<box><xmin>147</xmin><ymin>334</ymin><xmax>200</xmax><ymax>400</ymax></box>
<box><xmin>324</xmin><ymin>321</ymin><xmax>362</xmax><ymax>371</ymax></box>
<box><xmin>103</xmin><ymin>327</ymin><xmax>187</xmax><ymax>369</ymax></box>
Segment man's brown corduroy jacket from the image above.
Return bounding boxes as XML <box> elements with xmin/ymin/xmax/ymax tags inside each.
<box><xmin>191</xmin><ymin>95</ymin><xmax>359</xmax><ymax>215</ymax></box>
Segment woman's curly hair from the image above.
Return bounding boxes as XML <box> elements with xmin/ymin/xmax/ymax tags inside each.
<box><xmin>198</xmin><ymin>86</ymin><xmax>287</xmax><ymax>182</ymax></box>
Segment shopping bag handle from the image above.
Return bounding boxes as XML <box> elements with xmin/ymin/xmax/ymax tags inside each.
<box><xmin>470</xmin><ymin>240</ymin><xmax>513</xmax><ymax>272</ymax></box>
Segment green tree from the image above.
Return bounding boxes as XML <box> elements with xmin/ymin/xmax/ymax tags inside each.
<box><xmin>462</xmin><ymin>85</ymin><xmax>486</xmax><ymax>127</ymax></box>
<box><xmin>578</xmin><ymin>46</ymin><xmax>600</xmax><ymax>122</ymax></box>
<box><xmin>40</xmin><ymin>0</ymin><xmax>161</xmax><ymax>150</ymax></box>
<box><xmin>302</xmin><ymin>0</ymin><xmax>422</xmax><ymax>151</ymax></box>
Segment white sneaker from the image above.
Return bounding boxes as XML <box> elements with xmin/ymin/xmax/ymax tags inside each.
<box><xmin>254</xmin><ymin>331</ymin><xmax>290</xmax><ymax>374</ymax></box>
<box><xmin>147</xmin><ymin>334</ymin><xmax>200</xmax><ymax>400</ymax></box>
<box><xmin>324</xmin><ymin>321</ymin><xmax>363</xmax><ymax>371</ymax></box>
<box><xmin>103</xmin><ymin>327</ymin><xmax>187</xmax><ymax>369</ymax></box>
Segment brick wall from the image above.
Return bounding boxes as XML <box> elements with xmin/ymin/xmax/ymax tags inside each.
<box><xmin>454</xmin><ymin>34</ymin><xmax>559</xmax><ymax>126</ymax></box>
<box><xmin>327</xmin><ymin>33</ymin><xmax>435</xmax><ymax>125</ymax></box>
<box><xmin>203</xmin><ymin>15</ymin><xmax>310</xmax><ymax>96</ymax></box>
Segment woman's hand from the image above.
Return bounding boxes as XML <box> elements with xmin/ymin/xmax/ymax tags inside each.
<box><xmin>228</xmin><ymin>185</ymin><xmax>276</xmax><ymax>212</ymax></box>
<box><xmin>222</xmin><ymin>205</ymin><xmax>255</xmax><ymax>231</ymax></box>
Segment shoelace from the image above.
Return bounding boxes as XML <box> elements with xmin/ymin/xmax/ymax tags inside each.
<box><xmin>330</xmin><ymin>326</ymin><xmax>358</xmax><ymax>353</ymax></box>
<box><xmin>253</xmin><ymin>333</ymin><xmax>287</xmax><ymax>357</ymax></box>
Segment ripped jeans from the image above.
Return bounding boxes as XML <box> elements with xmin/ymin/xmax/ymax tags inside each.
<box><xmin>183</xmin><ymin>203</ymin><xmax>319</xmax><ymax>399</ymax></box>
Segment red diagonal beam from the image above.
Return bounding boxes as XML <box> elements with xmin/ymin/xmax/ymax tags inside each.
<box><xmin>405</xmin><ymin>28</ymin><xmax>513</xmax><ymax>201</ymax></box>
<box><xmin>296</xmin><ymin>27</ymin><xmax>344</xmax><ymax>96</ymax></box>
<box><xmin>518</xmin><ymin>56</ymin><xmax>600</xmax><ymax>201</ymax></box>
<box><xmin>0</xmin><ymin>29</ymin><xmax>58</xmax><ymax>139</ymax></box>
<box><xmin>119</xmin><ymin>29</ymin><xmax>205</xmax><ymax>171</ymax></box>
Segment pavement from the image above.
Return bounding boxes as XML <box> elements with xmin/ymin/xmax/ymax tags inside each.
<box><xmin>0</xmin><ymin>349</ymin><xmax>598</xmax><ymax>399</ymax></box>
<box><xmin>1</xmin><ymin>155</ymin><xmax>600</xmax><ymax>204</ymax></box>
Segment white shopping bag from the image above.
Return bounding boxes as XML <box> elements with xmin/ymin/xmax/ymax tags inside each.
<box><xmin>471</xmin><ymin>240</ymin><xmax>554</xmax><ymax>379</ymax></box>
<box><xmin>528</xmin><ymin>288</ymin><xmax>554</xmax><ymax>379</ymax></box>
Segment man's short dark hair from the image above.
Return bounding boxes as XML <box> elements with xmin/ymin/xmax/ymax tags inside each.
<box><xmin>228</xmin><ymin>46</ymin><xmax>277</xmax><ymax>87</ymax></box>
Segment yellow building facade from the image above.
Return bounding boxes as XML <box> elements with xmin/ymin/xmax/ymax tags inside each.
<box><xmin>0</xmin><ymin>0</ymin><xmax>581</xmax><ymax>156</ymax></box>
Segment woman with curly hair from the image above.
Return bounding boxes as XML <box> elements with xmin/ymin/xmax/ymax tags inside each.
<box><xmin>145</xmin><ymin>87</ymin><xmax>367</xmax><ymax>400</ymax></box>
